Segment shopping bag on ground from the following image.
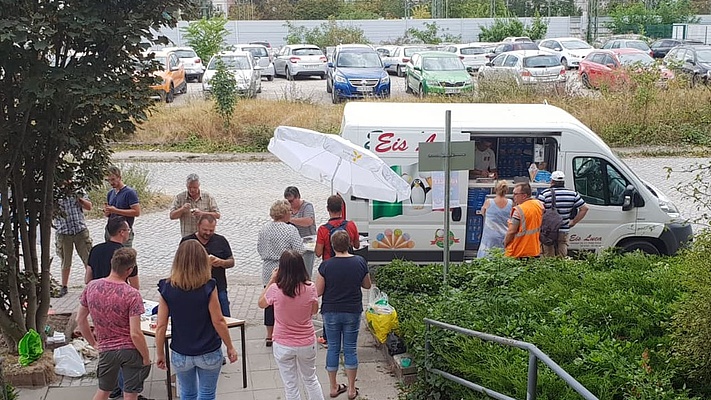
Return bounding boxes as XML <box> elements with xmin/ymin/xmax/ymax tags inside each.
<box><xmin>54</xmin><ymin>344</ymin><xmax>86</xmax><ymax>377</ymax></box>
<box><xmin>18</xmin><ymin>329</ymin><xmax>43</xmax><ymax>366</ymax></box>
<box><xmin>366</xmin><ymin>286</ymin><xmax>399</xmax><ymax>343</ymax></box>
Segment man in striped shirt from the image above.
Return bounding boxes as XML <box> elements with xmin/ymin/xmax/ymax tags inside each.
<box><xmin>537</xmin><ymin>171</ymin><xmax>589</xmax><ymax>257</ymax></box>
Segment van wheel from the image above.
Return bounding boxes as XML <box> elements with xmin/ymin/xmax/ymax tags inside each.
<box><xmin>418</xmin><ymin>84</ymin><xmax>426</xmax><ymax>98</ymax></box>
<box><xmin>620</xmin><ymin>240</ymin><xmax>660</xmax><ymax>255</ymax></box>
<box><xmin>286</xmin><ymin>67</ymin><xmax>294</xmax><ymax>81</ymax></box>
<box><xmin>331</xmin><ymin>88</ymin><xmax>340</xmax><ymax>104</ymax></box>
<box><xmin>397</xmin><ymin>66</ymin><xmax>404</xmax><ymax>77</ymax></box>
<box><xmin>326</xmin><ymin>79</ymin><xmax>332</xmax><ymax>93</ymax></box>
<box><xmin>581</xmin><ymin>73</ymin><xmax>591</xmax><ymax>89</ymax></box>
<box><xmin>561</xmin><ymin>57</ymin><xmax>569</xmax><ymax>70</ymax></box>
<box><xmin>165</xmin><ymin>85</ymin><xmax>174</xmax><ymax>103</ymax></box>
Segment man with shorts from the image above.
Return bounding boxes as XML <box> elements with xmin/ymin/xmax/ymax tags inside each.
<box><xmin>76</xmin><ymin>248</ymin><xmax>151</xmax><ymax>400</ymax></box>
<box><xmin>54</xmin><ymin>189</ymin><xmax>93</xmax><ymax>297</ymax></box>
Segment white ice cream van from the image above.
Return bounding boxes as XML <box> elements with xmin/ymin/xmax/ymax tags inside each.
<box><xmin>339</xmin><ymin>102</ymin><xmax>692</xmax><ymax>263</ymax></box>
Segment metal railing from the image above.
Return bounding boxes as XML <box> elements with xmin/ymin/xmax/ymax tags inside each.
<box><xmin>424</xmin><ymin>318</ymin><xmax>598</xmax><ymax>400</ymax></box>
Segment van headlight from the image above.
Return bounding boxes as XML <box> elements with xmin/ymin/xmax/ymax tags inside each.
<box><xmin>335</xmin><ymin>75</ymin><xmax>347</xmax><ymax>83</ymax></box>
<box><xmin>659</xmin><ymin>199</ymin><xmax>680</xmax><ymax>218</ymax></box>
<box><xmin>381</xmin><ymin>75</ymin><xmax>390</xmax><ymax>84</ymax></box>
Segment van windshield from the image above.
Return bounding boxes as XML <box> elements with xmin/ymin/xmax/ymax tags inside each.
<box><xmin>337</xmin><ymin>52</ymin><xmax>383</xmax><ymax>68</ymax></box>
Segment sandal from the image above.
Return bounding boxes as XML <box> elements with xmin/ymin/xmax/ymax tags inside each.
<box><xmin>329</xmin><ymin>383</ymin><xmax>348</xmax><ymax>398</ymax></box>
<box><xmin>265</xmin><ymin>338</ymin><xmax>273</xmax><ymax>347</ymax></box>
<box><xmin>348</xmin><ymin>388</ymin><xmax>359</xmax><ymax>400</ymax></box>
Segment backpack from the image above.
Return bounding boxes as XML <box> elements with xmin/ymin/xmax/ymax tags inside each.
<box><xmin>539</xmin><ymin>189</ymin><xmax>564</xmax><ymax>246</ymax></box>
<box><xmin>324</xmin><ymin>219</ymin><xmax>352</xmax><ymax>258</ymax></box>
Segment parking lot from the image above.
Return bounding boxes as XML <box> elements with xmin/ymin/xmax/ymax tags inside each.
<box><xmin>176</xmin><ymin>70</ymin><xmax>587</xmax><ymax>105</ymax></box>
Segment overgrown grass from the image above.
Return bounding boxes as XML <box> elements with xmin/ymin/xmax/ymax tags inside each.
<box><xmin>375</xmin><ymin>244</ymin><xmax>711</xmax><ymax>400</ymax></box>
<box><xmin>86</xmin><ymin>164</ymin><xmax>172</xmax><ymax>219</ymax></box>
<box><xmin>131</xmin><ymin>82</ymin><xmax>711</xmax><ymax>152</ymax></box>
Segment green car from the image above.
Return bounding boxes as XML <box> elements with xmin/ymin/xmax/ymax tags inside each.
<box><xmin>405</xmin><ymin>51</ymin><xmax>474</xmax><ymax>96</ymax></box>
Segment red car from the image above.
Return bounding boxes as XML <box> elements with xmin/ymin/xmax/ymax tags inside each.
<box><xmin>579</xmin><ymin>48</ymin><xmax>674</xmax><ymax>89</ymax></box>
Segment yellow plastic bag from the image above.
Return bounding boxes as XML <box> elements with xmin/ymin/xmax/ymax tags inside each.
<box><xmin>366</xmin><ymin>308</ymin><xmax>399</xmax><ymax>343</ymax></box>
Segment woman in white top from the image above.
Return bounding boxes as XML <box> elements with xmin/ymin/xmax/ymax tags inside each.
<box><xmin>257</xmin><ymin>200</ymin><xmax>305</xmax><ymax>346</ymax></box>
<box><xmin>477</xmin><ymin>181</ymin><xmax>513</xmax><ymax>258</ymax></box>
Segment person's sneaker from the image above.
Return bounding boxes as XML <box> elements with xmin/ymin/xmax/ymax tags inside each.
<box><xmin>58</xmin><ymin>286</ymin><xmax>68</xmax><ymax>298</ymax></box>
<box><xmin>137</xmin><ymin>395</ymin><xmax>153</xmax><ymax>400</ymax></box>
<box><xmin>108</xmin><ymin>388</ymin><xmax>122</xmax><ymax>399</ymax></box>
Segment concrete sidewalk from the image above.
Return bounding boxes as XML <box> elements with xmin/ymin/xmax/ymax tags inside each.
<box><xmin>18</xmin><ymin>275</ymin><xmax>401</xmax><ymax>400</ymax></box>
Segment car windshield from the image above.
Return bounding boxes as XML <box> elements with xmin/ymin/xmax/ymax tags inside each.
<box><xmin>516</xmin><ymin>42</ymin><xmax>539</xmax><ymax>50</ymax></box>
<box><xmin>618</xmin><ymin>53</ymin><xmax>654</xmax><ymax>66</ymax></box>
<box><xmin>209</xmin><ymin>56</ymin><xmax>251</xmax><ymax>70</ymax></box>
<box><xmin>293</xmin><ymin>48</ymin><xmax>323</xmax><ymax>56</ymax></box>
<box><xmin>523</xmin><ymin>55</ymin><xmax>560</xmax><ymax>67</ymax></box>
<box><xmin>173</xmin><ymin>50</ymin><xmax>196</xmax><ymax>58</ymax></box>
<box><xmin>423</xmin><ymin>56</ymin><xmax>465</xmax><ymax>71</ymax></box>
<box><xmin>697</xmin><ymin>49</ymin><xmax>711</xmax><ymax>62</ymax></box>
<box><xmin>561</xmin><ymin>40</ymin><xmax>592</xmax><ymax>50</ymax></box>
<box><xmin>628</xmin><ymin>41</ymin><xmax>650</xmax><ymax>51</ymax></box>
<box><xmin>337</xmin><ymin>52</ymin><xmax>382</xmax><ymax>68</ymax></box>
<box><xmin>154</xmin><ymin>56</ymin><xmax>168</xmax><ymax>69</ymax></box>
<box><xmin>460</xmin><ymin>47</ymin><xmax>487</xmax><ymax>55</ymax></box>
<box><xmin>404</xmin><ymin>47</ymin><xmax>429</xmax><ymax>56</ymax></box>
<box><xmin>241</xmin><ymin>47</ymin><xmax>268</xmax><ymax>57</ymax></box>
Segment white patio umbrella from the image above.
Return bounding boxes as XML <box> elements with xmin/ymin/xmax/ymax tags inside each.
<box><xmin>268</xmin><ymin>126</ymin><xmax>411</xmax><ymax>203</ymax></box>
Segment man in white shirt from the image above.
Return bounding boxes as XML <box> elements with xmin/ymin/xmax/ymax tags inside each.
<box><xmin>474</xmin><ymin>140</ymin><xmax>498</xmax><ymax>178</ymax></box>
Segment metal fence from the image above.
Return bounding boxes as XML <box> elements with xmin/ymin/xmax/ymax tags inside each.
<box><xmin>424</xmin><ymin>318</ymin><xmax>598</xmax><ymax>400</ymax></box>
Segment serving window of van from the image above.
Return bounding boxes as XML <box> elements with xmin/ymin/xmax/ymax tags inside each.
<box><xmin>573</xmin><ymin>157</ymin><xmax>629</xmax><ymax>206</ymax></box>
<box><xmin>469</xmin><ymin>135</ymin><xmax>559</xmax><ymax>181</ymax></box>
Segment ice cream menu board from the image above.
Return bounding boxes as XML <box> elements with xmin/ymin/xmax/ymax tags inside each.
<box><xmin>496</xmin><ymin>137</ymin><xmax>534</xmax><ymax>178</ymax></box>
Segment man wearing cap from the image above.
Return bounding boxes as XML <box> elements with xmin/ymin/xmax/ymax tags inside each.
<box><xmin>473</xmin><ymin>140</ymin><xmax>498</xmax><ymax>178</ymax></box>
<box><xmin>537</xmin><ymin>171</ymin><xmax>589</xmax><ymax>257</ymax></box>
<box><xmin>170</xmin><ymin>173</ymin><xmax>221</xmax><ymax>238</ymax></box>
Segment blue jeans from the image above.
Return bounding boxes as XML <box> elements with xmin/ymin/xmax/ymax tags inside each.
<box><xmin>323</xmin><ymin>312</ymin><xmax>361</xmax><ymax>372</ymax></box>
<box><xmin>171</xmin><ymin>348</ymin><xmax>223</xmax><ymax>400</ymax></box>
<box><xmin>218</xmin><ymin>290</ymin><xmax>230</xmax><ymax>317</ymax></box>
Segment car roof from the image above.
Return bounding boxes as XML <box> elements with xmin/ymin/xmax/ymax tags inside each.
<box><xmin>213</xmin><ymin>50</ymin><xmax>251</xmax><ymax>57</ymax></box>
<box><xmin>286</xmin><ymin>44</ymin><xmax>320</xmax><ymax>48</ymax></box>
<box><xmin>543</xmin><ymin>37</ymin><xmax>587</xmax><ymax>42</ymax></box>
<box><xmin>504</xmin><ymin>50</ymin><xmax>554</xmax><ymax>58</ymax></box>
<box><xmin>418</xmin><ymin>51</ymin><xmax>459</xmax><ymax>57</ymax></box>
<box><xmin>590</xmin><ymin>48</ymin><xmax>648</xmax><ymax>56</ymax></box>
<box><xmin>162</xmin><ymin>46</ymin><xmax>196</xmax><ymax>52</ymax></box>
<box><xmin>147</xmin><ymin>50</ymin><xmax>171</xmax><ymax>57</ymax></box>
<box><xmin>677</xmin><ymin>44</ymin><xmax>711</xmax><ymax>50</ymax></box>
<box><xmin>236</xmin><ymin>43</ymin><xmax>267</xmax><ymax>48</ymax></box>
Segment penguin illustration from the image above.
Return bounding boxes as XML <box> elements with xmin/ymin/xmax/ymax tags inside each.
<box><xmin>410</xmin><ymin>178</ymin><xmax>431</xmax><ymax>210</ymax></box>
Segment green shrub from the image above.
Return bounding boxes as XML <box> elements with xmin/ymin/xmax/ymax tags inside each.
<box><xmin>210</xmin><ymin>59</ymin><xmax>238</xmax><ymax>129</ymax></box>
<box><xmin>377</xmin><ymin>252</ymin><xmax>702</xmax><ymax>399</ymax></box>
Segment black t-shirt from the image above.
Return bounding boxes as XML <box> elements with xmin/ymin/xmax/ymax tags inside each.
<box><xmin>87</xmin><ymin>241</ymin><xmax>138</xmax><ymax>280</ymax></box>
<box><xmin>181</xmin><ymin>234</ymin><xmax>233</xmax><ymax>291</ymax></box>
<box><xmin>318</xmin><ymin>255</ymin><xmax>369</xmax><ymax>314</ymax></box>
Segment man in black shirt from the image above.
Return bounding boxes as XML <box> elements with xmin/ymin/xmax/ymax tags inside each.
<box><xmin>181</xmin><ymin>214</ymin><xmax>234</xmax><ymax>316</ymax></box>
<box><xmin>85</xmin><ymin>217</ymin><xmax>139</xmax><ymax>289</ymax></box>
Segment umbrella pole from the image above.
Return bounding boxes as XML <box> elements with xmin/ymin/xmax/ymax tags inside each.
<box><xmin>332</xmin><ymin>157</ymin><xmax>343</xmax><ymax>195</ymax></box>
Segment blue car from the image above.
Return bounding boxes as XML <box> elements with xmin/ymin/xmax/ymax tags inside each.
<box><xmin>326</xmin><ymin>45</ymin><xmax>390</xmax><ymax>103</ymax></box>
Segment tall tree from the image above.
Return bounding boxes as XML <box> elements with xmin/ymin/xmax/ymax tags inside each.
<box><xmin>0</xmin><ymin>0</ymin><xmax>183</xmax><ymax>352</ymax></box>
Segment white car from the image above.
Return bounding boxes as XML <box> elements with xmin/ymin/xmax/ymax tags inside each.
<box><xmin>538</xmin><ymin>37</ymin><xmax>594</xmax><ymax>69</ymax></box>
<box><xmin>202</xmin><ymin>51</ymin><xmax>262</xmax><ymax>98</ymax></box>
<box><xmin>273</xmin><ymin>44</ymin><xmax>328</xmax><ymax>80</ymax></box>
<box><xmin>478</xmin><ymin>50</ymin><xmax>566</xmax><ymax>88</ymax></box>
<box><xmin>234</xmin><ymin>44</ymin><xmax>275</xmax><ymax>81</ymax></box>
<box><xmin>441</xmin><ymin>43</ymin><xmax>497</xmax><ymax>73</ymax></box>
<box><xmin>163</xmin><ymin>46</ymin><xmax>205</xmax><ymax>82</ymax></box>
<box><xmin>383</xmin><ymin>45</ymin><xmax>434</xmax><ymax>77</ymax></box>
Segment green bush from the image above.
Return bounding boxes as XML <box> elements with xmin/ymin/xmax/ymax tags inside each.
<box><xmin>377</xmin><ymin>252</ymin><xmax>704</xmax><ymax>399</ymax></box>
<box><xmin>210</xmin><ymin>59</ymin><xmax>238</xmax><ymax>128</ymax></box>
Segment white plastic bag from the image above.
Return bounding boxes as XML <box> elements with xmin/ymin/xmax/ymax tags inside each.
<box><xmin>54</xmin><ymin>344</ymin><xmax>86</xmax><ymax>377</ymax></box>
<box><xmin>368</xmin><ymin>286</ymin><xmax>395</xmax><ymax>315</ymax></box>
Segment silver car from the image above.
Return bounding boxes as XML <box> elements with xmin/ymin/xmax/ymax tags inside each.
<box><xmin>383</xmin><ymin>45</ymin><xmax>434</xmax><ymax>77</ymax></box>
<box><xmin>163</xmin><ymin>46</ymin><xmax>205</xmax><ymax>82</ymax></box>
<box><xmin>273</xmin><ymin>44</ymin><xmax>328</xmax><ymax>80</ymax></box>
<box><xmin>442</xmin><ymin>43</ymin><xmax>497</xmax><ymax>74</ymax></box>
<box><xmin>235</xmin><ymin>44</ymin><xmax>275</xmax><ymax>81</ymax></box>
<box><xmin>202</xmin><ymin>51</ymin><xmax>262</xmax><ymax>98</ymax></box>
<box><xmin>478</xmin><ymin>50</ymin><xmax>566</xmax><ymax>88</ymax></box>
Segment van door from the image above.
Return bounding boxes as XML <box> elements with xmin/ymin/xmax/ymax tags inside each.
<box><xmin>568</xmin><ymin>155</ymin><xmax>637</xmax><ymax>251</ymax></box>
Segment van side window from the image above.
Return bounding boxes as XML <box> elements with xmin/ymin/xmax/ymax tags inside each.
<box><xmin>573</xmin><ymin>157</ymin><xmax>629</xmax><ymax>206</ymax></box>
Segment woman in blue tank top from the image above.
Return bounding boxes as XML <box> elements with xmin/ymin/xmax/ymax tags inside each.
<box><xmin>154</xmin><ymin>240</ymin><xmax>238</xmax><ymax>400</ymax></box>
<box><xmin>477</xmin><ymin>181</ymin><xmax>513</xmax><ymax>258</ymax></box>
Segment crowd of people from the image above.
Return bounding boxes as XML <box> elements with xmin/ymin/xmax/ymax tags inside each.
<box><xmin>60</xmin><ymin>168</ymin><xmax>370</xmax><ymax>400</ymax></box>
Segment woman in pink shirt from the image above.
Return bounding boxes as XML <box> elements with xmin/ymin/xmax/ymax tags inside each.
<box><xmin>258</xmin><ymin>250</ymin><xmax>325</xmax><ymax>400</ymax></box>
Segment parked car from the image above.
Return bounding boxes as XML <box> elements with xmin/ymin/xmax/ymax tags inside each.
<box><xmin>442</xmin><ymin>43</ymin><xmax>497</xmax><ymax>74</ymax></box>
<box><xmin>579</xmin><ymin>48</ymin><xmax>674</xmax><ymax>89</ymax></box>
<box><xmin>488</xmin><ymin>41</ymin><xmax>539</xmax><ymax>59</ymax></box>
<box><xmin>326</xmin><ymin>44</ymin><xmax>390</xmax><ymax>103</ymax></box>
<box><xmin>593</xmin><ymin>34</ymin><xmax>649</xmax><ymax>49</ymax></box>
<box><xmin>383</xmin><ymin>45</ymin><xmax>434</xmax><ymax>77</ymax></box>
<box><xmin>405</xmin><ymin>51</ymin><xmax>474</xmax><ymax>97</ymax></box>
<box><xmin>650</xmin><ymin>38</ymin><xmax>705</xmax><ymax>58</ymax></box>
<box><xmin>234</xmin><ymin>44</ymin><xmax>275</xmax><ymax>81</ymax></box>
<box><xmin>146</xmin><ymin>49</ymin><xmax>187</xmax><ymax>103</ymax></box>
<box><xmin>163</xmin><ymin>46</ymin><xmax>204</xmax><ymax>82</ymax></box>
<box><xmin>602</xmin><ymin>39</ymin><xmax>653</xmax><ymax>58</ymax></box>
<box><xmin>375</xmin><ymin>45</ymin><xmax>397</xmax><ymax>58</ymax></box>
<box><xmin>273</xmin><ymin>44</ymin><xmax>328</xmax><ymax>80</ymax></box>
<box><xmin>538</xmin><ymin>37</ymin><xmax>594</xmax><ymax>69</ymax></box>
<box><xmin>478</xmin><ymin>50</ymin><xmax>566</xmax><ymax>89</ymax></box>
<box><xmin>202</xmin><ymin>51</ymin><xmax>262</xmax><ymax>98</ymax></box>
<box><xmin>663</xmin><ymin>44</ymin><xmax>711</xmax><ymax>85</ymax></box>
